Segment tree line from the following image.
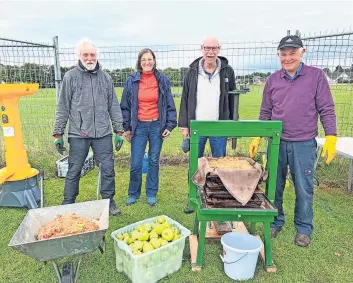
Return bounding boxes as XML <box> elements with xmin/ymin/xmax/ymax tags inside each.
<box><xmin>1</xmin><ymin>63</ymin><xmax>351</xmax><ymax>88</ymax></box>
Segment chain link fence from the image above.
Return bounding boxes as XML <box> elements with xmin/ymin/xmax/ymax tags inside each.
<box><xmin>1</xmin><ymin>30</ymin><xmax>352</xmax><ymax>172</ymax></box>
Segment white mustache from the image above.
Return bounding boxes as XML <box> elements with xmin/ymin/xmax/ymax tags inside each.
<box><xmin>83</xmin><ymin>61</ymin><xmax>97</xmax><ymax>70</ymax></box>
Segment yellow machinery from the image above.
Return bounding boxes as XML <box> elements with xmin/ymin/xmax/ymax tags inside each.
<box><xmin>0</xmin><ymin>84</ymin><xmax>42</xmax><ymax>208</ymax></box>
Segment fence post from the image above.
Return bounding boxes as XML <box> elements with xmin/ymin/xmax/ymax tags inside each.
<box><xmin>53</xmin><ymin>36</ymin><xmax>61</xmax><ymax>100</ymax></box>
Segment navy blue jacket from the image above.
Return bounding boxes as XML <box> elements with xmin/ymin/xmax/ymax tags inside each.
<box><xmin>120</xmin><ymin>70</ymin><xmax>177</xmax><ymax>136</ymax></box>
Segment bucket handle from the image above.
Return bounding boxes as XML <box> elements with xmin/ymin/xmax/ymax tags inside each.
<box><xmin>220</xmin><ymin>253</ymin><xmax>248</xmax><ymax>264</ymax></box>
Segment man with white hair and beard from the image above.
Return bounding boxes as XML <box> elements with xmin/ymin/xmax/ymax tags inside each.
<box><xmin>53</xmin><ymin>38</ymin><xmax>124</xmax><ymax>216</ymax></box>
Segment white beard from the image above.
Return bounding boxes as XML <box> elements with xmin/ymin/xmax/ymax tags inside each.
<box><xmin>83</xmin><ymin>61</ymin><xmax>97</xmax><ymax>71</ymax></box>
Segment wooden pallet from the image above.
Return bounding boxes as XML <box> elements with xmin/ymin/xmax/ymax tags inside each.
<box><xmin>190</xmin><ymin>221</ymin><xmax>277</xmax><ymax>272</ymax></box>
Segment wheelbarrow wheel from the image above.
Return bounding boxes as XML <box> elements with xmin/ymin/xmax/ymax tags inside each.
<box><xmin>61</xmin><ymin>262</ymin><xmax>74</xmax><ymax>283</ymax></box>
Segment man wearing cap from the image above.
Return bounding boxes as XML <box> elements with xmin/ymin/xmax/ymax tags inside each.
<box><xmin>249</xmin><ymin>35</ymin><xmax>337</xmax><ymax>247</ymax></box>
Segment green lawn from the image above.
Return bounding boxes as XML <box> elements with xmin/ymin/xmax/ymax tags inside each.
<box><xmin>1</xmin><ymin>84</ymin><xmax>352</xmax><ymax>176</ymax></box>
<box><xmin>0</xmin><ymin>163</ymin><xmax>352</xmax><ymax>283</ymax></box>
<box><xmin>1</xmin><ymin>84</ymin><xmax>353</xmax><ymax>282</ymax></box>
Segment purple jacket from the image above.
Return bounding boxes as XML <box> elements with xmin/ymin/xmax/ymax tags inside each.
<box><xmin>260</xmin><ymin>64</ymin><xmax>337</xmax><ymax>141</ymax></box>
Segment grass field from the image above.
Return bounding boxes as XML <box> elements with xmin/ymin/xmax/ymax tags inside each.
<box><xmin>0</xmin><ymin>84</ymin><xmax>353</xmax><ymax>282</ymax></box>
<box><xmin>0</xmin><ymin>163</ymin><xmax>352</xmax><ymax>283</ymax></box>
<box><xmin>1</xmin><ymin>84</ymin><xmax>352</xmax><ymax>177</ymax></box>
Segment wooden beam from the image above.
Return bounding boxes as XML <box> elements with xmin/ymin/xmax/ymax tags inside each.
<box><xmin>189</xmin><ymin>235</ymin><xmax>201</xmax><ymax>271</ymax></box>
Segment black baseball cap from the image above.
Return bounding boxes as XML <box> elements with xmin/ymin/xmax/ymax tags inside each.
<box><xmin>278</xmin><ymin>35</ymin><xmax>303</xmax><ymax>50</ymax></box>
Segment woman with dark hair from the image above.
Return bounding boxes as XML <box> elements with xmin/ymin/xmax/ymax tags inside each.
<box><xmin>120</xmin><ymin>48</ymin><xmax>177</xmax><ymax>206</ymax></box>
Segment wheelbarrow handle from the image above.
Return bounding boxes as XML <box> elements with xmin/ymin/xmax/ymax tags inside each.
<box><xmin>39</xmin><ymin>169</ymin><xmax>44</xmax><ymax>208</ymax></box>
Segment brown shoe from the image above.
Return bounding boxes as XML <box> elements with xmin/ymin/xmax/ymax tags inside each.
<box><xmin>294</xmin><ymin>233</ymin><xmax>310</xmax><ymax>247</ymax></box>
<box><xmin>271</xmin><ymin>228</ymin><xmax>280</xmax><ymax>238</ymax></box>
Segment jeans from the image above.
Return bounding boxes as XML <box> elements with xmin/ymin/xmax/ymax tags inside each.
<box><xmin>198</xmin><ymin>136</ymin><xmax>227</xmax><ymax>158</ymax></box>
<box><xmin>128</xmin><ymin>120</ymin><xmax>163</xmax><ymax>198</ymax></box>
<box><xmin>272</xmin><ymin>139</ymin><xmax>317</xmax><ymax>235</ymax></box>
<box><xmin>62</xmin><ymin>135</ymin><xmax>115</xmax><ymax>204</ymax></box>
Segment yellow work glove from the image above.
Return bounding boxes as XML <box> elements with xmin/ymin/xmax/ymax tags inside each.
<box><xmin>321</xmin><ymin>135</ymin><xmax>337</xmax><ymax>165</ymax></box>
<box><xmin>249</xmin><ymin>137</ymin><xmax>261</xmax><ymax>159</ymax></box>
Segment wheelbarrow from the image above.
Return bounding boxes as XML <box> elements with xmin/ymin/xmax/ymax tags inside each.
<box><xmin>8</xmin><ymin>199</ymin><xmax>110</xmax><ymax>283</ymax></box>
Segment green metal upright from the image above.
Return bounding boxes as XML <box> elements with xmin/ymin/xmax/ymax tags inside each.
<box><xmin>188</xmin><ymin>120</ymin><xmax>282</xmax><ymax>269</ymax></box>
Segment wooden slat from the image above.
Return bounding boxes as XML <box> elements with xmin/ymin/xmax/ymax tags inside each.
<box><xmin>189</xmin><ymin>235</ymin><xmax>201</xmax><ymax>271</ymax></box>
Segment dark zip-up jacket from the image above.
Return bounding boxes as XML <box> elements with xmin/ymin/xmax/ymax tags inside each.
<box><xmin>120</xmin><ymin>69</ymin><xmax>177</xmax><ymax>136</ymax></box>
<box><xmin>178</xmin><ymin>56</ymin><xmax>236</xmax><ymax>128</ymax></box>
<box><xmin>53</xmin><ymin>61</ymin><xmax>124</xmax><ymax>138</ymax></box>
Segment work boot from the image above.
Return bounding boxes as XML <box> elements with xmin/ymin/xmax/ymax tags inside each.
<box><xmin>294</xmin><ymin>233</ymin><xmax>311</xmax><ymax>247</ymax></box>
<box><xmin>109</xmin><ymin>200</ymin><xmax>121</xmax><ymax>216</ymax></box>
<box><xmin>271</xmin><ymin>228</ymin><xmax>280</xmax><ymax>238</ymax></box>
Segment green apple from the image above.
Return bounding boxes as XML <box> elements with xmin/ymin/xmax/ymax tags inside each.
<box><xmin>149</xmin><ymin>230</ymin><xmax>158</xmax><ymax>239</ymax></box>
<box><xmin>160</xmin><ymin>239</ymin><xmax>169</xmax><ymax>246</ymax></box>
<box><xmin>154</xmin><ymin>224</ymin><xmax>164</xmax><ymax>235</ymax></box>
<box><xmin>150</xmin><ymin>238</ymin><xmax>161</xmax><ymax>249</ymax></box>
<box><xmin>127</xmin><ymin>237</ymin><xmax>135</xmax><ymax>244</ymax></box>
<box><xmin>136</xmin><ymin>225</ymin><xmax>145</xmax><ymax>232</ymax></box>
<box><xmin>157</xmin><ymin>216</ymin><xmax>166</xmax><ymax>224</ymax></box>
<box><xmin>151</xmin><ymin>222</ymin><xmax>157</xmax><ymax>229</ymax></box>
<box><xmin>138</xmin><ymin>230</ymin><xmax>149</xmax><ymax>241</ymax></box>
<box><xmin>143</xmin><ymin>242</ymin><xmax>154</xmax><ymax>253</ymax></box>
<box><xmin>162</xmin><ymin>222</ymin><xmax>172</xmax><ymax>230</ymax></box>
<box><xmin>130</xmin><ymin>229</ymin><xmax>141</xmax><ymax>240</ymax></box>
<box><xmin>161</xmin><ymin>228</ymin><xmax>174</xmax><ymax>241</ymax></box>
<box><xmin>123</xmin><ymin>235</ymin><xmax>130</xmax><ymax>244</ymax></box>
<box><xmin>116</xmin><ymin>233</ymin><xmax>124</xmax><ymax>240</ymax></box>
<box><xmin>143</xmin><ymin>223</ymin><xmax>152</xmax><ymax>232</ymax></box>
<box><xmin>172</xmin><ymin>227</ymin><xmax>180</xmax><ymax>235</ymax></box>
<box><xmin>132</xmin><ymin>240</ymin><xmax>143</xmax><ymax>251</ymax></box>
<box><xmin>172</xmin><ymin>234</ymin><xmax>181</xmax><ymax>241</ymax></box>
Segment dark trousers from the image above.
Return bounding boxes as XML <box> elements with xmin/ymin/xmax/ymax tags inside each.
<box><xmin>62</xmin><ymin>135</ymin><xmax>115</xmax><ymax>204</ymax></box>
<box><xmin>272</xmin><ymin>139</ymin><xmax>317</xmax><ymax>235</ymax></box>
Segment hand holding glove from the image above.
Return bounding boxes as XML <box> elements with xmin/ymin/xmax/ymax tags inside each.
<box><xmin>54</xmin><ymin>135</ymin><xmax>66</xmax><ymax>155</ymax></box>
<box><xmin>249</xmin><ymin>137</ymin><xmax>261</xmax><ymax>159</ymax></box>
<box><xmin>321</xmin><ymin>135</ymin><xmax>337</xmax><ymax>165</ymax></box>
<box><xmin>114</xmin><ymin>133</ymin><xmax>124</xmax><ymax>151</ymax></box>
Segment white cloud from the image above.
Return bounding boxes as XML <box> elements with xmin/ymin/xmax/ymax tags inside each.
<box><xmin>0</xmin><ymin>1</ymin><xmax>352</xmax><ymax>46</ymax></box>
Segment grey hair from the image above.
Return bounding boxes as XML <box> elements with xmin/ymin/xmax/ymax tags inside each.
<box><xmin>75</xmin><ymin>38</ymin><xmax>99</xmax><ymax>59</ymax></box>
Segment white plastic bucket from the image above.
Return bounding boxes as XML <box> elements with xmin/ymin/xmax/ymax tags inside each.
<box><xmin>220</xmin><ymin>232</ymin><xmax>262</xmax><ymax>280</ymax></box>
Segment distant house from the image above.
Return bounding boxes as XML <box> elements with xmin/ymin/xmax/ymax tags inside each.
<box><xmin>252</xmin><ymin>76</ymin><xmax>267</xmax><ymax>85</ymax></box>
<box><xmin>330</xmin><ymin>70</ymin><xmax>353</xmax><ymax>83</ymax></box>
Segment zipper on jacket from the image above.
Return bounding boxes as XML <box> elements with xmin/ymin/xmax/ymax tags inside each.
<box><xmin>90</xmin><ymin>74</ymin><xmax>97</xmax><ymax>138</ymax></box>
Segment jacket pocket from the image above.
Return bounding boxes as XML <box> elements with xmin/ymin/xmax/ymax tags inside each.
<box><xmin>77</xmin><ymin>106</ymin><xmax>94</xmax><ymax>137</ymax></box>
<box><xmin>95</xmin><ymin>108</ymin><xmax>111</xmax><ymax>137</ymax></box>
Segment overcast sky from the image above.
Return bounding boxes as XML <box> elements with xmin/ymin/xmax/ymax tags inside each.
<box><xmin>1</xmin><ymin>0</ymin><xmax>352</xmax><ymax>47</ymax></box>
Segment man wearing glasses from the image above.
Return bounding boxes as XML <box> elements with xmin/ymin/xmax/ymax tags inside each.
<box><xmin>178</xmin><ymin>37</ymin><xmax>236</xmax><ymax>158</ymax></box>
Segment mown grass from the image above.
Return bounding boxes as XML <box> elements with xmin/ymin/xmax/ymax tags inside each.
<box><xmin>1</xmin><ymin>84</ymin><xmax>353</xmax><ymax>282</ymax></box>
<box><xmin>0</xmin><ymin>162</ymin><xmax>352</xmax><ymax>283</ymax></box>
<box><xmin>1</xmin><ymin>84</ymin><xmax>352</xmax><ymax>176</ymax></box>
